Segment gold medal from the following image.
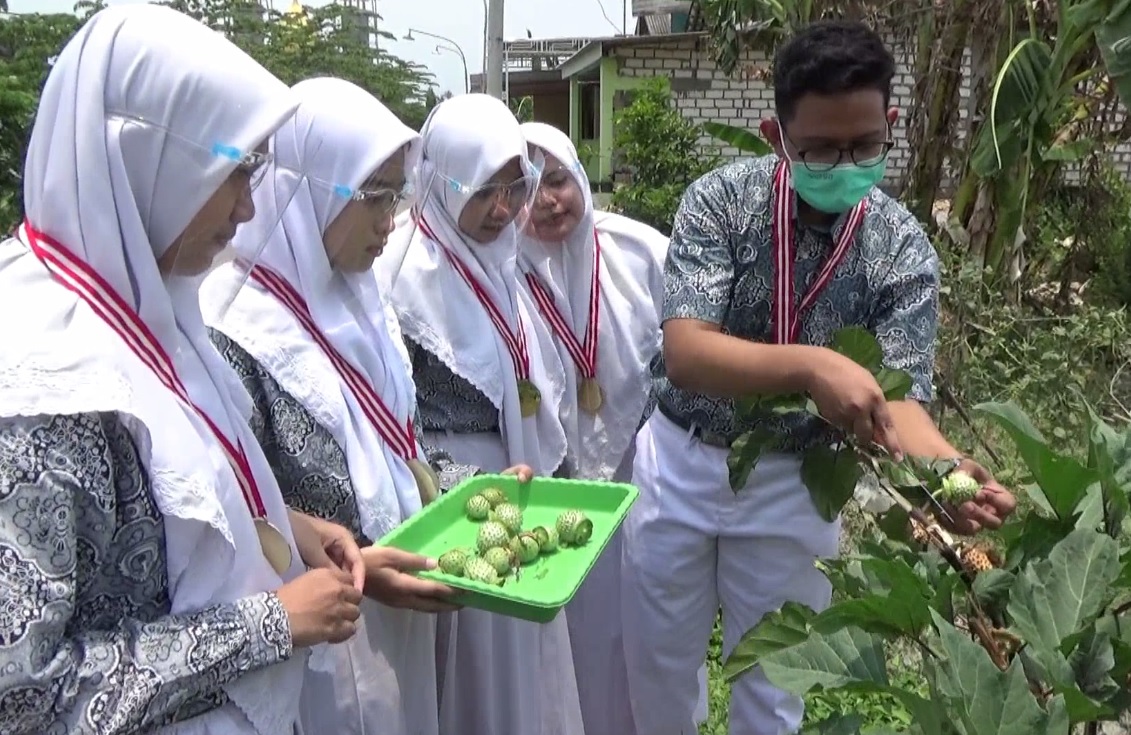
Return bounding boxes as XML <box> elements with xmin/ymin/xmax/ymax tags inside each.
<box><xmin>255</xmin><ymin>518</ymin><xmax>293</xmax><ymax>575</ymax></box>
<box><xmin>578</xmin><ymin>377</ymin><xmax>604</xmax><ymax>414</ymax></box>
<box><xmin>408</xmin><ymin>457</ymin><xmax>441</xmax><ymax>506</ymax></box>
<box><xmin>518</xmin><ymin>379</ymin><xmax>542</xmax><ymax>418</ymax></box>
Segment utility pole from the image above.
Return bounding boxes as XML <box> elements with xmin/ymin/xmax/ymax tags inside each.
<box><xmin>485</xmin><ymin>0</ymin><xmax>504</xmax><ymax>100</ymax></box>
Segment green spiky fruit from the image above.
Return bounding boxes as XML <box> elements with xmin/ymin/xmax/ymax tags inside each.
<box><xmin>510</xmin><ymin>533</ymin><xmax>541</xmax><ymax>564</ymax></box>
<box><xmin>556</xmin><ymin>509</ymin><xmax>592</xmax><ymax>546</ymax></box>
<box><xmin>939</xmin><ymin>470</ymin><xmax>980</xmax><ymax>504</ymax></box>
<box><xmin>476</xmin><ymin>520</ymin><xmax>510</xmax><ymax>553</ymax></box>
<box><xmin>482</xmin><ymin>546</ymin><xmax>513</xmax><ymax>575</ymax></box>
<box><xmin>480</xmin><ymin>487</ymin><xmax>507</xmax><ymax>508</ymax></box>
<box><xmin>438</xmin><ymin>549</ymin><xmax>469</xmax><ymax>577</ymax></box>
<box><xmin>464</xmin><ymin>556</ymin><xmax>502</xmax><ymax>585</ymax></box>
<box><xmin>493</xmin><ymin>502</ymin><xmax>523</xmax><ymax>535</ymax></box>
<box><xmin>531</xmin><ymin>525</ymin><xmax>559</xmax><ymax>553</ymax></box>
<box><xmin>465</xmin><ymin>494</ymin><xmax>491</xmax><ymax>521</ymax></box>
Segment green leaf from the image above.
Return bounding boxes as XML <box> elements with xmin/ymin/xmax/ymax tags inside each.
<box><xmin>736</xmin><ymin>392</ymin><xmax>810</xmax><ymax>419</ymax></box>
<box><xmin>723</xmin><ymin>601</ymin><xmax>817</xmax><ymax>681</ymax></box>
<box><xmin>1062</xmin><ymin>627</ymin><xmax>1120</xmax><ymax>720</ymax></box>
<box><xmin>727</xmin><ymin>430</ymin><xmax>770</xmax><ymax>491</ymax></box>
<box><xmin>830</xmin><ymin>326</ymin><xmax>883</xmax><ymax>372</ymax></box>
<box><xmin>702</xmin><ymin>121</ymin><xmax>773</xmax><ymax>155</ymax></box>
<box><xmin>1085</xmin><ymin>405</ymin><xmax>1131</xmax><ymax>537</ymax></box>
<box><xmin>972</xmin><ymin>568</ymin><xmax>1015</xmax><ymax>609</ymax></box>
<box><xmin>815</xmin><ymin>559</ymin><xmax>934</xmax><ymax>637</ymax></box>
<box><xmin>975</xmin><ymin>401</ymin><xmax>1095</xmax><ymax>520</ymax></box>
<box><xmin>801</xmin><ymin>445</ymin><xmax>862</xmax><ymax>522</ymax></box>
<box><xmin>759</xmin><ymin>626</ymin><xmax>890</xmax><ymax>695</ymax></box>
<box><xmin>1040</xmin><ymin>138</ymin><xmax>1095</xmax><ymax>162</ymax></box>
<box><xmin>874</xmin><ymin>367</ymin><xmax>913</xmax><ymax>401</ymax></box>
<box><xmin>928</xmin><ymin>610</ymin><xmax>1066</xmax><ymax>735</ymax></box>
<box><xmin>1007</xmin><ymin>529</ymin><xmax>1122</xmax><ymax>670</ymax></box>
<box><xmin>1094</xmin><ymin>0</ymin><xmax>1131</xmax><ymax>111</ymax></box>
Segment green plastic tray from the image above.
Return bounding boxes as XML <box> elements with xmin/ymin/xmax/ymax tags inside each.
<box><xmin>375</xmin><ymin>473</ymin><xmax>638</xmax><ymax>623</ymax></box>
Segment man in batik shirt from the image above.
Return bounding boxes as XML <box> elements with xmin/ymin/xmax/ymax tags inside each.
<box><xmin>620</xmin><ymin>20</ymin><xmax>1017</xmax><ymax>735</ymax></box>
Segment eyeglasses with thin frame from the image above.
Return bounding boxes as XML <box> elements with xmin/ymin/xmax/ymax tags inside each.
<box><xmin>782</xmin><ymin>126</ymin><xmax>895</xmax><ymax>172</ymax></box>
<box><xmin>440</xmin><ymin>172</ymin><xmax>535</xmax><ymax>213</ymax></box>
<box><xmin>331</xmin><ymin>181</ymin><xmax>414</xmax><ymax>215</ymax></box>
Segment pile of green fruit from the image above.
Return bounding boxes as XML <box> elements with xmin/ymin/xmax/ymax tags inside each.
<box><xmin>436</xmin><ymin>486</ymin><xmax>593</xmax><ymax>586</ymax></box>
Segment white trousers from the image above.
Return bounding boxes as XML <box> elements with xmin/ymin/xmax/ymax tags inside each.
<box><xmin>298</xmin><ymin>599</ymin><xmax>439</xmax><ymax>735</ymax></box>
<box><xmin>424</xmin><ymin>430</ymin><xmax>586</xmax><ymax>735</ymax></box>
<box><xmin>621</xmin><ymin>413</ymin><xmax>841</xmax><ymax>735</ymax></box>
<box><xmin>566</xmin><ymin>444</ymin><xmax>708</xmax><ymax>735</ymax></box>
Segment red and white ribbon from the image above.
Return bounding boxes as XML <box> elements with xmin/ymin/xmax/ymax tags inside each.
<box><xmin>524</xmin><ymin>229</ymin><xmax>601</xmax><ymax>380</ymax></box>
<box><xmin>23</xmin><ymin>222</ymin><xmax>270</xmax><ymax>519</ymax></box>
<box><xmin>418</xmin><ymin>216</ymin><xmax>532</xmax><ymax>381</ymax></box>
<box><xmin>771</xmin><ymin>161</ymin><xmax>868</xmax><ymax>344</ymax></box>
<box><xmin>245</xmin><ymin>262</ymin><xmax>418</xmax><ymax>460</ymax></box>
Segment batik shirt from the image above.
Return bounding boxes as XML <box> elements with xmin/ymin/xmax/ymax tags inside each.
<box><xmin>211</xmin><ymin>330</ymin><xmax>478</xmax><ymax>544</ymax></box>
<box><xmin>655</xmin><ymin>154</ymin><xmax>939</xmax><ymax>453</ymax></box>
<box><xmin>0</xmin><ymin>412</ymin><xmax>292</xmax><ymax>735</ymax></box>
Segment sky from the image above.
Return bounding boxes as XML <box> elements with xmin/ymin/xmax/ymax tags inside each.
<box><xmin>14</xmin><ymin>0</ymin><xmax>635</xmax><ymax>95</ymax></box>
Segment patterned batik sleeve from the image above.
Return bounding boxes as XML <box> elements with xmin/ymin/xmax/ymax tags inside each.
<box><xmin>0</xmin><ymin>412</ymin><xmax>292</xmax><ymax>735</ymax></box>
<box><xmin>414</xmin><ymin>419</ymin><xmax>481</xmax><ymax>492</ymax></box>
<box><xmin>662</xmin><ymin>172</ymin><xmax>738</xmax><ymax>326</ymax></box>
<box><xmin>869</xmin><ymin>224</ymin><xmax>941</xmax><ymax>403</ymax></box>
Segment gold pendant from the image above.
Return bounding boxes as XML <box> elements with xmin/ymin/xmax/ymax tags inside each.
<box><xmin>517</xmin><ymin>379</ymin><xmax>542</xmax><ymax>418</ymax></box>
<box><xmin>255</xmin><ymin>518</ymin><xmax>293</xmax><ymax>575</ymax></box>
<box><xmin>408</xmin><ymin>457</ymin><xmax>441</xmax><ymax>506</ymax></box>
<box><xmin>578</xmin><ymin>377</ymin><xmax>604</xmax><ymax>414</ymax></box>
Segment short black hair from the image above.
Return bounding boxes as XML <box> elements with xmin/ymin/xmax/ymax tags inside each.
<box><xmin>772</xmin><ymin>20</ymin><xmax>895</xmax><ymax>122</ymax></box>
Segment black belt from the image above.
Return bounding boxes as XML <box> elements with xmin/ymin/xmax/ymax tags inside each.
<box><xmin>656</xmin><ymin>402</ymin><xmax>734</xmax><ymax>449</ymax></box>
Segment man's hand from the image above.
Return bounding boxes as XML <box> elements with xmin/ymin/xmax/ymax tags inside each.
<box><xmin>500</xmin><ymin>464</ymin><xmax>535</xmax><ymax>482</ymax></box>
<box><xmin>288</xmin><ymin>510</ymin><xmax>366</xmax><ymax>592</ymax></box>
<box><xmin>803</xmin><ymin>348</ymin><xmax>904</xmax><ymax>461</ymax></box>
<box><xmin>361</xmin><ymin>546</ymin><xmax>462</xmax><ymax>613</ymax></box>
<box><xmin>944</xmin><ymin>460</ymin><xmax>1017</xmax><ymax>535</ymax></box>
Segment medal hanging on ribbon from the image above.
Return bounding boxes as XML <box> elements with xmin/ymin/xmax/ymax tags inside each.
<box><xmin>247</xmin><ymin>263</ymin><xmax>441</xmax><ymax>506</ymax></box>
<box><xmin>770</xmin><ymin>161</ymin><xmax>868</xmax><ymax>345</ymax></box>
<box><xmin>419</xmin><ymin>217</ymin><xmax>542</xmax><ymax>418</ymax></box>
<box><xmin>24</xmin><ymin>223</ymin><xmax>294</xmax><ymax>574</ymax></box>
<box><xmin>525</xmin><ymin>229</ymin><xmax>603</xmax><ymax>414</ymax></box>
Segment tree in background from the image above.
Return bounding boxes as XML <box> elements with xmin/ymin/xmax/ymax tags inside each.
<box><xmin>0</xmin><ymin>0</ymin><xmax>436</xmax><ymax>229</ymax></box>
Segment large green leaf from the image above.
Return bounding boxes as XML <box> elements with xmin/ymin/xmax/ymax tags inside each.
<box><xmin>801</xmin><ymin>445</ymin><xmax>862</xmax><ymax>522</ymax></box>
<box><xmin>759</xmin><ymin>626</ymin><xmax>890</xmax><ymax>694</ymax></box>
<box><xmin>815</xmin><ymin>558</ymin><xmax>934</xmax><ymax>637</ymax></box>
<box><xmin>1061</xmin><ymin>627</ymin><xmax>1120</xmax><ymax>721</ymax></box>
<box><xmin>1007</xmin><ymin>529</ymin><xmax>1122</xmax><ymax>669</ymax></box>
<box><xmin>830</xmin><ymin>326</ymin><xmax>884</xmax><ymax>372</ymax></box>
<box><xmin>724</xmin><ymin>601</ymin><xmax>817</xmax><ymax>682</ymax></box>
<box><xmin>974</xmin><ymin>401</ymin><xmax>1095</xmax><ymax>519</ymax></box>
<box><xmin>986</xmin><ymin>38</ymin><xmax>1054</xmax><ymax>170</ymax></box>
<box><xmin>929</xmin><ymin>611</ymin><xmax>1069</xmax><ymax>735</ymax></box>
<box><xmin>702</xmin><ymin>121</ymin><xmax>773</xmax><ymax>155</ymax></box>
<box><xmin>1086</xmin><ymin>406</ymin><xmax>1131</xmax><ymax>537</ymax></box>
<box><xmin>1093</xmin><ymin>0</ymin><xmax>1131</xmax><ymax>111</ymax></box>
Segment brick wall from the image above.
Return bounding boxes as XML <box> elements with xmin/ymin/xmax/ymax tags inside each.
<box><xmin>612</xmin><ymin>39</ymin><xmax>1131</xmax><ymax>191</ymax></box>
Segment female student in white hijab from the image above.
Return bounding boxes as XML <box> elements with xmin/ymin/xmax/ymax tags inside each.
<box><xmin>202</xmin><ymin>77</ymin><xmax>534</xmax><ymax>735</ymax></box>
<box><xmin>378</xmin><ymin>94</ymin><xmax>584</xmax><ymax>735</ymax></box>
<box><xmin>518</xmin><ymin>121</ymin><xmax>710</xmax><ymax>734</ymax></box>
<box><xmin>0</xmin><ymin>6</ymin><xmax>370</xmax><ymax>734</ymax></box>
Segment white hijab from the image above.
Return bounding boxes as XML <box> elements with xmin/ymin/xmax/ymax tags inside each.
<box><xmin>518</xmin><ymin>123</ymin><xmax>668</xmax><ymax>480</ymax></box>
<box><xmin>378</xmin><ymin>95</ymin><xmax>568</xmax><ymax>476</ymax></box>
<box><xmin>0</xmin><ymin>6</ymin><xmax>304</xmax><ymax>733</ymax></box>
<box><xmin>202</xmin><ymin>77</ymin><xmax>421</xmax><ymax>542</ymax></box>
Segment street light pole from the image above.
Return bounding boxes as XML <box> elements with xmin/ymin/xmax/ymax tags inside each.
<box><xmin>485</xmin><ymin>0</ymin><xmax>504</xmax><ymax>100</ymax></box>
<box><xmin>404</xmin><ymin>29</ymin><xmax>470</xmax><ymax>96</ymax></box>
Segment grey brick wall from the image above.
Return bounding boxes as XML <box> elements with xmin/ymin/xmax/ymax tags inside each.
<box><xmin>613</xmin><ymin>40</ymin><xmax>1131</xmax><ymax>191</ymax></box>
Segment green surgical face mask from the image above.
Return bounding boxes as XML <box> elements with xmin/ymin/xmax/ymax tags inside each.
<box><xmin>788</xmin><ymin>155</ymin><xmax>887</xmax><ymax>214</ymax></box>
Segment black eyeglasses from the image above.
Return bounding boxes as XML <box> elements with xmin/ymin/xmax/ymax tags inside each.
<box><xmin>784</xmin><ymin>128</ymin><xmax>895</xmax><ymax>172</ymax></box>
